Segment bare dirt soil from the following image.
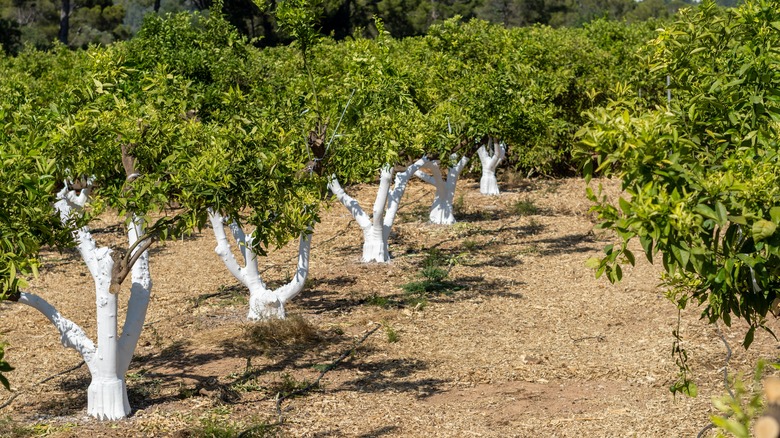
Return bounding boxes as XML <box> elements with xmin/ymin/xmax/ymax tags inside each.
<box><xmin>2</xmin><ymin>176</ymin><xmax>780</xmax><ymax>438</ymax></box>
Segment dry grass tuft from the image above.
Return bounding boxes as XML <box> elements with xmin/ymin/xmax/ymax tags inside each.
<box><xmin>246</xmin><ymin>315</ymin><xmax>321</xmax><ymax>350</ymax></box>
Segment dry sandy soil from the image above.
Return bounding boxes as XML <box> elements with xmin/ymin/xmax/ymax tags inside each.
<box><xmin>2</xmin><ymin>176</ymin><xmax>780</xmax><ymax>437</ymax></box>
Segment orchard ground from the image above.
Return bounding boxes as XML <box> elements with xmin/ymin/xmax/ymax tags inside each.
<box><xmin>2</xmin><ymin>176</ymin><xmax>779</xmax><ymax>437</ymax></box>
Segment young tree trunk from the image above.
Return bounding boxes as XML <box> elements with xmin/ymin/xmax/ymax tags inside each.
<box><xmin>14</xmin><ymin>185</ymin><xmax>152</xmax><ymax>420</ymax></box>
<box><xmin>208</xmin><ymin>210</ymin><xmax>312</xmax><ymax>320</ymax></box>
<box><xmin>328</xmin><ymin>157</ymin><xmax>428</xmax><ymax>263</ymax></box>
<box><xmin>58</xmin><ymin>0</ymin><xmax>70</xmax><ymax>45</ymax></box>
<box><xmin>415</xmin><ymin>154</ymin><xmax>469</xmax><ymax>225</ymax></box>
<box><xmin>477</xmin><ymin>138</ymin><xmax>506</xmax><ymax>196</ymax></box>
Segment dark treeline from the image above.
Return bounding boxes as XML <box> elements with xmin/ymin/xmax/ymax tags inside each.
<box><xmin>0</xmin><ymin>0</ymin><xmax>740</xmax><ymax>54</ymax></box>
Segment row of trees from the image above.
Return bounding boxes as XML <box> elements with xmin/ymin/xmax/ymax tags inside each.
<box><xmin>1</xmin><ymin>0</ymin><xmax>735</xmax><ymax>52</ymax></box>
<box><xmin>11</xmin><ymin>1</ymin><xmax>776</xmax><ymax>430</ymax></box>
<box><xmin>0</xmin><ymin>4</ymin><xmax>660</xmax><ymax>419</ymax></box>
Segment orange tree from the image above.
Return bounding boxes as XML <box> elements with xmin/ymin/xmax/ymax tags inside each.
<box><xmin>578</xmin><ymin>0</ymin><xmax>780</xmax><ymax>393</ymax></box>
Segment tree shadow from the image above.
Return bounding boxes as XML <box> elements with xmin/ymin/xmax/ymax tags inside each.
<box><xmin>90</xmin><ymin>223</ymin><xmax>125</xmax><ymax>237</ymax></box>
<box><xmin>532</xmin><ymin>232</ymin><xmax>598</xmax><ymax>256</ymax></box>
<box><xmin>312</xmin><ymin>425</ymin><xmax>399</xmax><ymax>438</ymax></box>
<box><xmin>357</xmin><ymin>426</ymin><xmax>400</xmax><ymax>437</ymax></box>
<box><xmin>30</xmin><ymin>368</ymin><xmax>91</xmax><ymax>416</ymax></box>
<box><xmin>190</xmin><ymin>284</ymin><xmax>247</xmax><ymax>309</ymax></box>
<box><xmin>294</xmin><ymin>277</ymin><xmax>364</xmax><ymax>314</ymax></box>
<box><xmin>332</xmin><ymin>356</ymin><xmax>448</xmax><ymax>399</ymax></box>
<box><xmin>466</xmin><ymin>253</ymin><xmax>524</xmax><ymax>268</ymax></box>
<box><xmin>455</xmin><ymin>277</ymin><xmax>525</xmax><ymax>300</ymax></box>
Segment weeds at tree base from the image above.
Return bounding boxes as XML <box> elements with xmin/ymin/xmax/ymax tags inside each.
<box><xmin>463</xmin><ymin>239</ymin><xmax>478</xmax><ymax>251</ymax></box>
<box><xmin>246</xmin><ymin>315</ymin><xmax>322</xmax><ymax>350</ymax></box>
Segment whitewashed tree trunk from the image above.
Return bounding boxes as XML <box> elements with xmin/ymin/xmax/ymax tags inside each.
<box><xmin>415</xmin><ymin>154</ymin><xmax>469</xmax><ymax>225</ymax></box>
<box><xmin>477</xmin><ymin>138</ymin><xmax>505</xmax><ymax>196</ymax></box>
<box><xmin>16</xmin><ymin>184</ymin><xmax>153</xmax><ymax>421</ymax></box>
<box><xmin>208</xmin><ymin>210</ymin><xmax>312</xmax><ymax>320</ymax></box>
<box><xmin>328</xmin><ymin>157</ymin><xmax>428</xmax><ymax>263</ymax></box>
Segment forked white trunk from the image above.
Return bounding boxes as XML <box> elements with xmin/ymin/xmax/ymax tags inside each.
<box><xmin>361</xmin><ymin>216</ymin><xmax>390</xmax><ymax>263</ymax></box>
<box><xmin>477</xmin><ymin>138</ymin><xmax>505</xmax><ymax>196</ymax></box>
<box><xmin>16</xmin><ymin>185</ymin><xmax>153</xmax><ymax>421</ymax></box>
<box><xmin>415</xmin><ymin>154</ymin><xmax>469</xmax><ymax>225</ymax></box>
<box><xmin>208</xmin><ymin>210</ymin><xmax>312</xmax><ymax>320</ymax></box>
<box><xmin>328</xmin><ymin>158</ymin><xmax>428</xmax><ymax>263</ymax></box>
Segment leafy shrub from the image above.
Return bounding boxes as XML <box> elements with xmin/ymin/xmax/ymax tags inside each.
<box><xmin>578</xmin><ymin>0</ymin><xmax>780</xmax><ymax>346</ymax></box>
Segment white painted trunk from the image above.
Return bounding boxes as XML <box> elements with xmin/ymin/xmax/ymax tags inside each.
<box><xmin>87</xmin><ymin>376</ymin><xmax>129</xmax><ymax>421</ymax></box>
<box><xmin>328</xmin><ymin>158</ymin><xmax>428</xmax><ymax>263</ymax></box>
<box><xmin>16</xmin><ymin>185</ymin><xmax>153</xmax><ymax>421</ymax></box>
<box><xmin>20</xmin><ymin>289</ymin><xmax>129</xmax><ymax>420</ymax></box>
<box><xmin>88</xmin><ymin>273</ymin><xmax>128</xmax><ymax>421</ymax></box>
<box><xmin>209</xmin><ymin>210</ymin><xmax>313</xmax><ymax>320</ymax></box>
<box><xmin>117</xmin><ymin>217</ymin><xmax>152</xmax><ymax>376</ymax></box>
<box><xmin>361</xmin><ymin>223</ymin><xmax>390</xmax><ymax>263</ymax></box>
<box><xmin>417</xmin><ymin>154</ymin><xmax>468</xmax><ymax>225</ymax></box>
<box><xmin>477</xmin><ymin>139</ymin><xmax>505</xmax><ymax>196</ymax></box>
<box><xmin>480</xmin><ymin>170</ymin><xmax>500</xmax><ymax>196</ymax></box>
<box><xmin>247</xmin><ymin>284</ymin><xmax>284</xmax><ymax>320</ymax></box>
<box><xmin>429</xmin><ymin>187</ymin><xmax>456</xmax><ymax>225</ymax></box>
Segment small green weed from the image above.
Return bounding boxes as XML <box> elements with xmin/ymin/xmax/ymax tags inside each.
<box><xmin>312</xmin><ymin>363</ymin><xmax>330</xmax><ymax>372</ymax></box>
<box><xmin>365</xmin><ymin>293</ymin><xmax>392</xmax><ymax>308</ymax></box>
<box><xmin>127</xmin><ymin>368</ymin><xmax>162</xmax><ymax>402</ymax></box>
<box><xmin>385</xmin><ymin>325</ymin><xmax>399</xmax><ymax>343</ymax></box>
<box><xmin>401</xmin><ymin>249</ymin><xmax>464</xmax><ymax>307</ymax></box>
<box><xmin>0</xmin><ymin>417</ymin><xmax>36</xmax><ymax>437</ymax></box>
<box><xmin>194</xmin><ymin>414</ymin><xmax>277</xmax><ymax>438</ymax></box>
<box><xmin>463</xmin><ymin>239</ymin><xmax>479</xmax><ymax>251</ymax></box>
<box><xmin>403</xmin><ymin>293</ymin><xmax>428</xmax><ymax>309</ymax></box>
<box><xmin>513</xmin><ymin>199</ymin><xmax>539</xmax><ymax>216</ymax></box>
<box><xmin>527</xmin><ymin>218</ymin><xmax>544</xmax><ymax>234</ymax></box>
<box><xmin>519</xmin><ymin>244</ymin><xmax>540</xmax><ymax>255</ymax></box>
<box><xmin>269</xmin><ymin>373</ymin><xmax>315</xmax><ymax>397</ymax></box>
<box><xmin>0</xmin><ymin>418</ymin><xmax>77</xmax><ymax>437</ymax></box>
<box><xmin>400</xmin><ymin>203</ymin><xmax>429</xmax><ymax>222</ymax></box>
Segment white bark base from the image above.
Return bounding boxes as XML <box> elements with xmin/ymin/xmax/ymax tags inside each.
<box><xmin>477</xmin><ymin>140</ymin><xmax>505</xmax><ymax>196</ymax></box>
<box><xmin>248</xmin><ymin>289</ymin><xmax>285</xmax><ymax>320</ymax></box>
<box><xmin>87</xmin><ymin>377</ymin><xmax>130</xmax><ymax>421</ymax></box>
<box><xmin>480</xmin><ymin>171</ymin><xmax>500</xmax><ymax>196</ymax></box>
<box><xmin>429</xmin><ymin>203</ymin><xmax>456</xmax><ymax>225</ymax></box>
<box><xmin>362</xmin><ymin>232</ymin><xmax>390</xmax><ymax>263</ymax></box>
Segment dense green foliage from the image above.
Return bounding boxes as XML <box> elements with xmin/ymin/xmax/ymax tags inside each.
<box><xmin>0</xmin><ymin>7</ymin><xmax>663</xmax><ymax>283</ymax></box>
<box><xmin>579</xmin><ymin>0</ymin><xmax>780</xmax><ymax>346</ymax></box>
<box><xmin>1</xmin><ymin>0</ymin><xmax>715</xmax><ymax>51</ymax></box>
<box><xmin>0</xmin><ymin>55</ymin><xmax>78</xmax><ymax>389</ymax></box>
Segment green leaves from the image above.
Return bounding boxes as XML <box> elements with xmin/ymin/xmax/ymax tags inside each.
<box><xmin>275</xmin><ymin>0</ymin><xmax>322</xmax><ymax>57</ymax></box>
<box><xmin>577</xmin><ymin>0</ymin><xmax>780</xmax><ymax>348</ymax></box>
<box><xmin>751</xmin><ymin>220</ymin><xmax>776</xmax><ymax>242</ymax></box>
